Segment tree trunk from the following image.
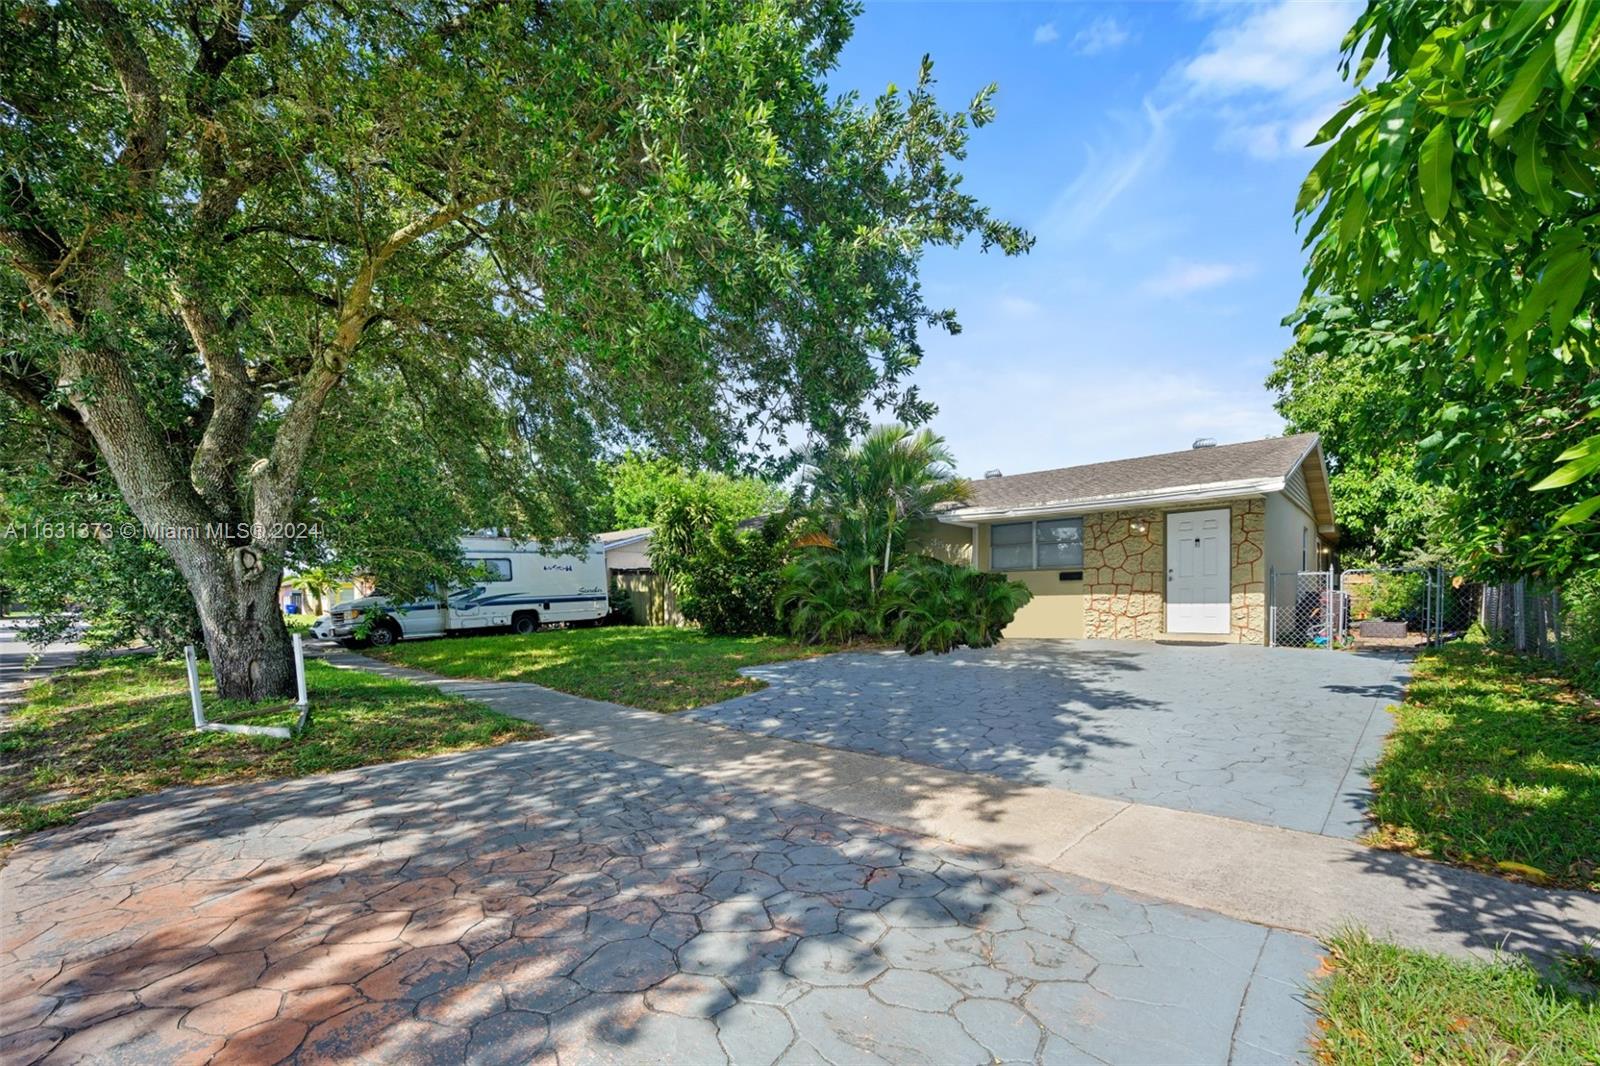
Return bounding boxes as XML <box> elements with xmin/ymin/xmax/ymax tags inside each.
<box><xmin>204</xmin><ymin>602</ymin><xmax>297</xmax><ymax>702</ymax></box>
<box><xmin>164</xmin><ymin>535</ymin><xmax>297</xmax><ymax>701</ymax></box>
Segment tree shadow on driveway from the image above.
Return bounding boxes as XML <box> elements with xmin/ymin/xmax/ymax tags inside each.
<box><xmin>688</xmin><ymin>640</ymin><xmax>1413</xmax><ymax>836</ymax></box>
<box><xmin>2</xmin><ymin>737</ymin><xmax>1316</xmax><ymax>1065</ymax></box>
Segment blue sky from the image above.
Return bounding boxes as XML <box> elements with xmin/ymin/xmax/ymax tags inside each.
<box><xmin>833</xmin><ymin>1</ymin><xmax>1360</xmax><ymax>477</ymax></box>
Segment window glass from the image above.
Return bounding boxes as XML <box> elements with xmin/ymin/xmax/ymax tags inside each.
<box><xmin>476</xmin><ymin>558</ymin><xmax>513</xmax><ymax>582</ymax></box>
<box><xmin>990</xmin><ymin>522</ymin><xmax>1033</xmax><ymax>571</ymax></box>
<box><xmin>1036</xmin><ymin>519</ymin><xmax>1083</xmax><ymax>567</ymax></box>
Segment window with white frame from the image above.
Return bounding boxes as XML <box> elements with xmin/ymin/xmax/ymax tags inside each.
<box><xmin>989</xmin><ymin>518</ymin><xmax>1084</xmax><ymax>571</ymax></box>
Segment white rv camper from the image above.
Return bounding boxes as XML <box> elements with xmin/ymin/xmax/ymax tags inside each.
<box><xmin>331</xmin><ymin>536</ymin><xmax>608</xmax><ymax>647</ymax></box>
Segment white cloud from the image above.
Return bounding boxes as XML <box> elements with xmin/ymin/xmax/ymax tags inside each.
<box><xmin>1179</xmin><ymin>0</ymin><xmax>1358</xmax><ymax>158</ymax></box>
<box><xmin>1183</xmin><ymin>1</ymin><xmax>1354</xmax><ymax>100</ymax></box>
<box><xmin>1041</xmin><ymin>99</ymin><xmax>1171</xmax><ymax>241</ymax></box>
<box><xmin>1033</xmin><ymin>22</ymin><xmax>1060</xmax><ymax>45</ymax></box>
<box><xmin>1142</xmin><ymin>259</ymin><xmax>1254</xmax><ymax>297</ymax></box>
<box><xmin>1071</xmin><ymin>17</ymin><xmax>1131</xmax><ymax>56</ymax></box>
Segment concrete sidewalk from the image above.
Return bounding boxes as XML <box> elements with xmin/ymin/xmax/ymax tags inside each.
<box><xmin>332</xmin><ymin>652</ymin><xmax>1600</xmax><ymax>964</ymax></box>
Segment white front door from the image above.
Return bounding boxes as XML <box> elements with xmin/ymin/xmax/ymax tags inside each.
<box><xmin>1166</xmin><ymin>508</ymin><xmax>1231</xmax><ymax>634</ymax></box>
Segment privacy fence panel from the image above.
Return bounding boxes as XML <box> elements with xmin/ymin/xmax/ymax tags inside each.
<box><xmin>1479</xmin><ymin>578</ymin><xmax>1563</xmax><ymax>661</ymax></box>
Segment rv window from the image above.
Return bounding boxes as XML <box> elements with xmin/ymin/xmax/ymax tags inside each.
<box><xmin>476</xmin><ymin>558</ymin><xmax>513</xmax><ymax>582</ymax></box>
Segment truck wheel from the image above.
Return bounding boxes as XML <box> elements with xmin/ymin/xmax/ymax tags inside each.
<box><xmin>368</xmin><ymin>620</ymin><xmax>401</xmax><ymax>647</ymax></box>
<box><xmin>512</xmin><ymin>611</ymin><xmax>540</xmax><ymax>635</ymax></box>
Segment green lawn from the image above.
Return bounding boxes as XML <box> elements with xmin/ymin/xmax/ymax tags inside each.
<box><xmin>1365</xmin><ymin>638</ymin><xmax>1600</xmax><ymax>891</ymax></box>
<box><xmin>370</xmin><ymin>625</ymin><xmax>846</xmax><ymax>712</ymax></box>
<box><xmin>0</xmin><ymin>657</ymin><xmax>543</xmax><ymax>837</ymax></box>
<box><xmin>1313</xmin><ymin>930</ymin><xmax>1599</xmax><ymax>1064</ymax></box>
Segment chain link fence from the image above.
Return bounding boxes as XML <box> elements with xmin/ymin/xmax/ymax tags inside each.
<box><xmin>1340</xmin><ymin>568</ymin><xmax>1434</xmax><ymax>648</ymax></box>
<box><xmin>1269</xmin><ymin>566</ymin><xmax>1571</xmax><ymax>661</ymax></box>
<box><xmin>1269</xmin><ymin>570</ymin><xmax>1345</xmax><ymax>648</ymax></box>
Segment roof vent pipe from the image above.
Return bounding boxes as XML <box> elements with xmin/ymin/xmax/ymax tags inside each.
<box><xmin>984</xmin><ymin>468</ymin><xmax>1003</xmax><ymax>479</ymax></box>
<box><xmin>1191</xmin><ymin>438</ymin><xmax>1217</xmax><ymax>449</ymax></box>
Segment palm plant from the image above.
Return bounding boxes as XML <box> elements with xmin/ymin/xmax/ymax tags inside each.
<box><xmin>876</xmin><ymin>556</ymin><xmax>1032</xmax><ymax>654</ymax></box>
<box><xmin>282</xmin><ymin>566</ymin><xmax>339</xmax><ymax>617</ymax></box>
<box><xmin>796</xmin><ymin>425</ymin><xmax>971</xmax><ymax>599</ymax></box>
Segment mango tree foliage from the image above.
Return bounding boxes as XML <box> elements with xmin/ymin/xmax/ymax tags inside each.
<box><xmin>0</xmin><ymin>0</ymin><xmax>1027</xmax><ymax>698</ymax></box>
<box><xmin>1268</xmin><ymin>301</ymin><xmax>1446</xmax><ymax>566</ymax></box>
<box><xmin>1298</xmin><ymin>0</ymin><xmax>1600</xmax><ymax>535</ymax></box>
<box><xmin>1282</xmin><ymin>295</ymin><xmax>1596</xmax><ymax>579</ymax></box>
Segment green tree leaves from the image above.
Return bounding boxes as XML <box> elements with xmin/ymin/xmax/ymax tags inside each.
<box><xmin>1418</xmin><ymin>123</ymin><xmax>1454</xmax><ymax>222</ymax></box>
<box><xmin>1488</xmin><ymin>35</ymin><xmax>1554</xmax><ymax>139</ymax></box>
<box><xmin>0</xmin><ymin>0</ymin><xmax>1029</xmax><ymax>665</ymax></box>
<box><xmin>1297</xmin><ymin>0</ymin><xmax>1600</xmax><ymax>544</ymax></box>
<box><xmin>1556</xmin><ymin>0</ymin><xmax>1600</xmax><ymax>88</ymax></box>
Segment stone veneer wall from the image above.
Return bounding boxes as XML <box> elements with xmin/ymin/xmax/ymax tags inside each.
<box><xmin>1080</xmin><ymin>497</ymin><xmax>1266</xmax><ymax>644</ymax></box>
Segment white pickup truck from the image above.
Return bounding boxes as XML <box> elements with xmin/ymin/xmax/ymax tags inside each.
<box><xmin>331</xmin><ymin>536</ymin><xmax>608</xmax><ymax>647</ymax></box>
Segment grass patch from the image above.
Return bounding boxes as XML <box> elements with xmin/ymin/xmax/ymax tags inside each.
<box><xmin>1365</xmin><ymin>638</ymin><xmax>1600</xmax><ymax>891</ymax></box>
<box><xmin>1313</xmin><ymin>930</ymin><xmax>1599</xmax><ymax>1064</ymax></box>
<box><xmin>370</xmin><ymin>625</ymin><xmax>848</xmax><ymax>712</ymax></box>
<box><xmin>0</xmin><ymin>656</ymin><xmax>542</xmax><ymax>837</ymax></box>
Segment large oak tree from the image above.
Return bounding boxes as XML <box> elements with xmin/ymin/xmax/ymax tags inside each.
<box><xmin>1</xmin><ymin>0</ymin><xmax>1027</xmax><ymax>698</ymax></box>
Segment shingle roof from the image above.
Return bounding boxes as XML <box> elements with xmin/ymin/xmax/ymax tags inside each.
<box><xmin>595</xmin><ymin>527</ymin><xmax>652</xmax><ymax>545</ymax></box>
<box><xmin>952</xmin><ymin>434</ymin><xmax>1321</xmax><ymax>513</ymax></box>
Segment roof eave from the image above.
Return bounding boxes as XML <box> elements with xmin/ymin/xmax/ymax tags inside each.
<box><xmin>941</xmin><ymin>476</ymin><xmax>1286</xmax><ymax>522</ymax></box>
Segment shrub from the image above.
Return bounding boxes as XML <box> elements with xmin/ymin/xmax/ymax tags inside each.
<box><xmin>877</xmin><ymin>556</ymin><xmax>1032</xmax><ymax>654</ymax></box>
<box><xmin>777</xmin><ymin>550</ymin><xmax>879</xmax><ymax>644</ymax></box>
<box><xmin>652</xmin><ymin>485</ymin><xmax>788</xmax><ymax>637</ymax></box>
<box><xmin>1563</xmin><ymin>571</ymin><xmax>1600</xmax><ymax>696</ymax></box>
<box><xmin>1365</xmin><ymin>571</ymin><xmax>1429</xmax><ymax>624</ymax></box>
<box><xmin>605</xmin><ymin>582</ymin><xmax>635</xmax><ymax>626</ymax></box>
<box><xmin>779</xmin><ymin>550</ymin><xmax>1030</xmax><ymax>655</ymax></box>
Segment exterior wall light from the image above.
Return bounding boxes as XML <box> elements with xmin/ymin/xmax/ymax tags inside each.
<box><xmin>1129</xmin><ymin>519</ymin><xmax>1148</xmax><ymax>535</ymax></box>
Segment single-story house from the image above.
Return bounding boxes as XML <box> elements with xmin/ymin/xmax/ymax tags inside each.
<box><xmin>914</xmin><ymin>433</ymin><xmax>1337</xmax><ymax>644</ymax></box>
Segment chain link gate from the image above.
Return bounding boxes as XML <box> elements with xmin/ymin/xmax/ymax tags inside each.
<box><xmin>1269</xmin><ymin>570</ymin><xmax>1344</xmax><ymax>648</ymax></box>
<box><xmin>1338</xmin><ymin>567</ymin><xmax>1437</xmax><ymax>648</ymax></box>
<box><xmin>1270</xmin><ymin>566</ymin><xmax>1454</xmax><ymax>649</ymax></box>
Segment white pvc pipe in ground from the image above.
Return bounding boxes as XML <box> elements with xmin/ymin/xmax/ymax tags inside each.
<box><xmin>292</xmin><ymin>633</ymin><xmax>310</xmax><ymax>733</ymax></box>
<box><xmin>182</xmin><ymin>641</ymin><xmax>297</xmax><ymax>739</ymax></box>
<box><xmin>293</xmin><ymin>633</ymin><xmax>308</xmax><ymax>708</ymax></box>
<box><xmin>184</xmin><ymin>645</ymin><xmax>206</xmax><ymax>728</ymax></box>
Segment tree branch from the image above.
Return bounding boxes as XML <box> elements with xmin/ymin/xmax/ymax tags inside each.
<box><xmin>75</xmin><ymin>0</ymin><xmax>168</xmax><ymax>188</ymax></box>
<box><xmin>248</xmin><ymin>191</ymin><xmax>502</xmax><ymax>536</ymax></box>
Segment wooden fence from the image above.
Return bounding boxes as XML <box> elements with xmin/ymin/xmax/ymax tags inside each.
<box><xmin>609</xmin><ymin>569</ymin><xmax>683</xmax><ymax>627</ymax></box>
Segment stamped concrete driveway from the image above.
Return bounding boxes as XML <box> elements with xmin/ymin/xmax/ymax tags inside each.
<box><xmin>3</xmin><ymin>739</ymin><xmax>1320</xmax><ymax>1065</ymax></box>
<box><xmin>688</xmin><ymin>640</ymin><xmax>1410</xmax><ymax>838</ymax></box>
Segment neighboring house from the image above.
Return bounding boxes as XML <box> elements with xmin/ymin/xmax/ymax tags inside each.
<box><xmin>596</xmin><ymin>527</ymin><xmax>682</xmax><ymax>625</ymax></box>
<box><xmin>277</xmin><ymin>575</ymin><xmax>370</xmax><ymax>616</ymax></box>
<box><xmin>914</xmin><ymin>433</ymin><xmax>1336</xmax><ymax>645</ymax></box>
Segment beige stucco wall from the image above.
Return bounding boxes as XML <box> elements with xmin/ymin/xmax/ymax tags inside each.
<box><xmin>604</xmin><ymin>541</ymin><xmax>653</xmax><ymax>571</ymax></box>
<box><xmin>994</xmin><ymin>569</ymin><xmax>1086</xmax><ymax>638</ymax></box>
<box><xmin>1265</xmin><ymin>491</ymin><xmax>1315</xmax><ymax>580</ymax></box>
<box><xmin>906</xmin><ymin>519</ymin><xmax>973</xmax><ymax>566</ymax></box>
<box><xmin>944</xmin><ymin>497</ymin><xmax>1271</xmax><ymax>645</ymax></box>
